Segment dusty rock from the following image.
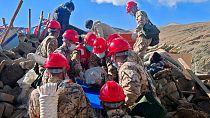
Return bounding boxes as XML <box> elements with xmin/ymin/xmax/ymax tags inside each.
<box><xmin>0</xmin><ymin>64</ymin><xmax>24</xmax><ymax>87</ymax></box>
<box><xmin>3</xmin><ymin>102</ymin><xmax>14</xmax><ymax>118</ymax></box>
<box><xmin>0</xmin><ymin>81</ymin><xmax>3</xmax><ymax>88</ymax></box>
<box><xmin>11</xmin><ymin>109</ymin><xmax>27</xmax><ymax>118</ymax></box>
<box><xmin>0</xmin><ymin>92</ymin><xmax>15</xmax><ymax>103</ymax></box>
<box><xmin>2</xmin><ymin>50</ymin><xmax>16</xmax><ymax>59</ymax></box>
<box><xmin>0</xmin><ymin>103</ymin><xmax>5</xmax><ymax>118</ymax></box>
<box><xmin>0</xmin><ymin>60</ymin><xmax>10</xmax><ymax>73</ymax></box>
<box><xmin>2</xmin><ymin>85</ymin><xmax>13</xmax><ymax>94</ymax></box>
<box><xmin>16</xmin><ymin>42</ymin><xmax>36</xmax><ymax>54</ymax></box>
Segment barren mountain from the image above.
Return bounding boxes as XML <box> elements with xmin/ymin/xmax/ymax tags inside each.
<box><xmin>159</xmin><ymin>22</ymin><xmax>210</xmax><ymax>73</ymax></box>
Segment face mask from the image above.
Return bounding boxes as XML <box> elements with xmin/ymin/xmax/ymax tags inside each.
<box><xmin>86</xmin><ymin>46</ymin><xmax>93</xmax><ymax>52</ymax></box>
<box><xmin>96</xmin><ymin>52</ymin><xmax>105</xmax><ymax>59</ymax></box>
<box><xmin>68</xmin><ymin>44</ymin><xmax>76</xmax><ymax>51</ymax></box>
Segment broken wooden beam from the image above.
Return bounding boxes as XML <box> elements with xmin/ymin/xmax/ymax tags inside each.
<box><xmin>178</xmin><ymin>58</ymin><xmax>210</xmax><ymax>98</ymax></box>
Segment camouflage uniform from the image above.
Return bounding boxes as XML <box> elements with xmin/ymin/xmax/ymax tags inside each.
<box><xmin>54</xmin><ymin>45</ymin><xmax>82</xmax><ymax>78</ymax></box>
<box><xmin>29</xmin><ymin>79</ymin><xmax>95</xmax><ymax>118</ymax></box>
<box><xmin>106</xmin><ymin>56</ymin><xmax>118</xmax><ymax>82</ymax></box>
<box><xmin>36</xmin><ymin>36</ymin><xmax>58</xmax><ymax>58</ymax></box>
<box><xmin>134</xmin><ymin>10</ymin><xmax>152</xmax><ymax>58</ymax></box>
<box><xmin>88</xmin><ymin>53</ymin><xmax>101</xmax><ymax>68</ymax></box>
<box><xmin>118</xmin><ymin>51</ymin><xmax>149</xmax><ymax>107</ymax></box>
<box><xmin>91</xmin><ymin>21</ymin><xmax>117</xmax><ymax>39</ymax></box>
<box><xmin>107</xmin><ymin>109</ymin><xmax>142</xmax><ymax>118</ymax></box>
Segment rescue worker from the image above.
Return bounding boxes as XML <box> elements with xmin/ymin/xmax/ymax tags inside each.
<box><xmin>99</xmin><ymin>81</ymin><xmax>141</xmax><ymax>118</ymax></box>
<box><xmin>77</xmin><ymin>32</ymin><xmax>100</xmax><ymax>70</ymax></box>
<box><xmin>36</xmin><ymin>20</ymin><xmax>61</xmax><ymax>58</ymax></box>
<box><xmin>106</xmin><ymin>34</ymin><xmax>122</xmax><ymax>81</ymax></box>
<box><xmin>92</xmin><ymin>36</ymin><xmax>117</xmax><ymax>82</ymax></box>
<box><xmin>52</xmin><ymin>1</ymin><xmax>74</xmax><ymax>33</ymax></box>
<box><xmin>85</xmin><ymin>20</ymin><xmax>117</xmax><ymax>39</ymax></box>
<box><xmin>108</xmin><ymin>38</ymin><xmax>149</xmax><ymax>107</ymax></box>
<box><xmin>54</xmin><ymin>29</ymin><xmax>82</xmax><ymax>79</ymax></box>
<box><xmin>126</xmin><ymin>1</ymin><xmax>152</xmax><ymax>58</ymax></box>
<box><xmin>29</xmin><ymin>53</ymin><xmax>95</xmax><ymax>118</ymax></box>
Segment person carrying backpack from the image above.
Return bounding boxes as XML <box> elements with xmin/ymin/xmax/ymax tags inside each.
<box><xmin>126</xmin><ymin>1</ymin><xmax>160</xmax><ymax>59</ymax></box>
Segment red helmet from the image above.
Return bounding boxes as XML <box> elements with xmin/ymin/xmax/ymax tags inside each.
<box><xmin>48</xmin><ymin>20</ymin><xmax>61</xmax><ymax>29</ymax></box>
<box><xmin>84</xmin><ymin>32</ymin><xmax>97</xmax><ymax>47</ymax></box>
<box><xmin>99</xmin><ymin>81</ymin><xmax>125</xmax><ymax>102</ymax></box>
<box><xmin>44</xmin><ymin>53</ymin><xmax>70</xmax><ymax>70</ymax></box>
<box><xmin>126</xmin><ymin>1</ymin><xmax>137</xmax><ymax>13</ymax></box>
<box><xmin>107</xmin><ymin>34</ymin><xmax>122</xmax><ymax>46</ymax></box>
<box><xmin>62</xmin><ymin>29</ymin><xmax>79</xmax><ymax>44</ymax></box>
<box><xmin>108</xmin><ymin>38</ymin><xmax>131</xmax><ymax>55</ymax></box>
<box><xmin>93</xmin><ymin>37</ymin><xmax>107</xmax><ymax>54</ymax></box>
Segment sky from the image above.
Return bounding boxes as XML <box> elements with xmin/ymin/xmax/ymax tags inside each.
<box><xmin>0</xmin><ymin>0</ymin><xmax>210</xmax><ymax>31</ymax></box>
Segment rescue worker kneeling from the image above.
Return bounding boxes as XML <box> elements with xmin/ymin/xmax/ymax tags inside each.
<box><xmin>29</xmin><ymin>53</ymin><xmax>95</xmax><ymax>118</ymax></box>
<box><xmin>99</xmin><ymin>81</ymin><xmax>141</xmax><ymax>118</ymax></box>
<box><xmin>107</xmin><ymin>38</ymin><xmax>167</xmax><ymax>118</ymax></box>
<box><xmin>108</xmin><ymin>38</ymin><xmax>148</xmax><ymax>107</ymax></box>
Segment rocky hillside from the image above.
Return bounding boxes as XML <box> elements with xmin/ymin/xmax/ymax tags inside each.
<box><xmin>159</xmin><ymin>22</ymin><xmax>210</xmax><ymax>73</ymax></box>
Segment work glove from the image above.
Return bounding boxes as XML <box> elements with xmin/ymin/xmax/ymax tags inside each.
<box><xmin>38</xmin><ymin>83</ymin><xmax>58</xmax><ymax>118</ymax></box>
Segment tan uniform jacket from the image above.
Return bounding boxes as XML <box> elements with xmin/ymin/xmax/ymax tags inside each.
<box><xmin>91</xmin><ymin>21</ymin><xmax>117</xmax><ymax>39</ymax></box>
<box><xmin>36</xmin><ymin>36</ymin><xmax>58</xmax><ymax>58</ymax></box>
<box><xmin>118</xmin><ymin>51</ymin><xmax>149</xmax><ymax>107</ymax></box>
<box><xmin>134</xmin><ymin>10</ymin><xmax>152</xmax><ymax>58</ymax></box>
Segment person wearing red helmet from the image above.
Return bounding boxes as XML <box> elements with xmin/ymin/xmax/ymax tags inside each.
<box><xmin>29</xmin><ymin>53</ymin><xmax>95</xmax><ymax>118</ymax></box>
<box><xmin>106</xmin><ymin>33</ymin><xmax>122</xmax><ymax>46</ymax></box>
<box><xmin>99</xmin><ymin>81</ymin><xmax>140</xmax><ymax>118</ymax></box>
<box><xmin>126</xmin><ymin>1</ymin><xmax>153</xmax><ymax>58</ymax></box>
<box><xmin>108</xmin><ymin>38</ymin><xmax>149</xmax><ymax>107</ymax></box>
<box><xmin>36</xmin><ymin>20</ymin><xmax>61</xmax><ymax>58</ymax></box>
<box><xmin>54</xmin><ymin>29</ymin><xmax>82</xmax><ymax>79</ymax></box>
<box><xmin>55</xmin><ymin>29</ymin><xmax>79</xmax><ymax>58</ymax></box>
<box><xmin>77</xmin><ymin>32</ymin><xmax>101</xmax><ymax>69</ymax></box>
<box><xmin>47</xmin><ymin>20</ymin><xmax>61</xmax><ymax>39</ymax></box>
<box><xmin>92</xmin><ymin>37</ymin><xmax>118</xmax><ymax>82</ymax></box>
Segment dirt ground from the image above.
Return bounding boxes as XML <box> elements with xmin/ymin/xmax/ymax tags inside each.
<box><xmin>159</xmin><ymin>22</ymin><xmax>210</xmax><ymax>74</ymax></box>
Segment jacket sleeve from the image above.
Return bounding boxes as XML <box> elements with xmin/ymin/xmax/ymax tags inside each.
<box><xmin>120</xmin><ymin>68</ymin><xmax>142</xmax><ymax>107</ymax></box>
<box><xmin>135</xmin><ymin>11</ymin><xmax>148</xmax><ymax>32</ymax></box>
<box><xmin>28</xmin><ymin>89</ymin><xmax>40</xmax><ymax>118</ymax></box>
<box><xmin>46</xmin><ymin>39</ymin><xmax>58</xmax><ymax>57</ymax></box>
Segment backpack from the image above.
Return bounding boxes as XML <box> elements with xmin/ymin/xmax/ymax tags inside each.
<box><xmin>141</xmin><ymin>19</ymin><xmax>160</xmax><ymax>46</ymax></box>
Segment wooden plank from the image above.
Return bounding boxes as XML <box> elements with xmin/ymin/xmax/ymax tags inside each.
<box><xmin>178</xmin><ymin>58</ymin><xmax>210</xmax><ymax>98</ymax></box>
<box><xmin>37</xmin><ymin>11</ymin><xmax>43</xmax><ymax>39</ymax></box>
<box><xmin>171</xmin><ymin>53</ymin><xmax>192</xmax><ymax>80</ymax></box>
<box><xmin>28</xmin><ymin>9</ymin><xmax>31</xmax><ymax>35</ymax></box>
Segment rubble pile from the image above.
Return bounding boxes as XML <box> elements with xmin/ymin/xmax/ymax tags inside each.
<box><xmin>0</xmin><ymin>38</ymin><xmax>36</xmax><ymax>118</ymax></box>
